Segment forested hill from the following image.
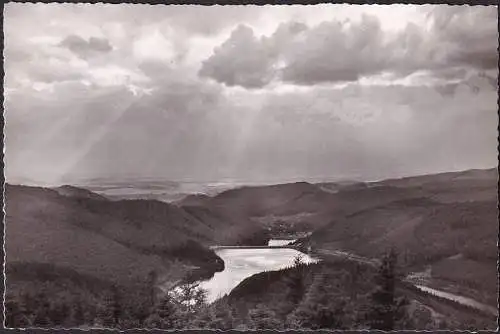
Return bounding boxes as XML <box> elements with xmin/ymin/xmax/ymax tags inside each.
<box><xmin>302</xmin><ymin>168</ymin><xmax>497</xmax><ymax>261</ymax></box>
<box><xmin>177</xmin><ymin>168</ymin><xmax>498</xmax><ymax>239</ymax></box>
<box><xmin>176</xmin><ymin>181</ymin><xmax>341</xmax><ymax>234</ymax></box>
<box><xmin>299</xmin><ymin>168</ymin><xmax>498</xmax><ymax>307</ymax></box>
<box><xmin>4</xmin><ymin>183</ymin><xmax>269</xmax><ymax>328</ymax></box>
<box><xmin>5</xmin><ymin>184</ymin><xmax>269</xmax><ymax>289</ymax></box>
<box><xmin>178</xmin><ymin>181</ymin><xmax>334</xmax><ymax>216</ymax></box>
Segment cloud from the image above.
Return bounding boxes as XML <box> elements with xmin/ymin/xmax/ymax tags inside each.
<box><xmin>199</xmin><ymin>21</ymin><xmax>311</xmax><ymax>88</ymax></box>
<box><xmin>4</xmin><ymin>4</ymin><xmax>498</xmax><ymax>183</ymax></box>
<box><xmin>196</xmin><ymin>15</ymin><xmax>393</xmax><ymax>87</ymax></box>
<box><xmin>199</xmin><ymin>25</ymin><xmax>277</xmax><ymax>88</ymax></box>
<box><xmin>59</xmin><ymin>34</ymin><xmax>113</xmax><ymax>58</ymax></box>
<box><xmin>200</xmin><ymin>6</ymin><xmax>497</xmax><ymax>88</ymax></box>
<box><xmin>132</xmin><ymin>28</ymin><xmax>176</xmax><ymax>62</ymax></box>
<box><xmin>280</xmin><ymin>15</ymin><xmax>387</xmax><ymax>85</ymax></box>
<box><xmin>426</xmin><ymin>6</ymin><xmax>498</xmax><ymax>70</ymax></box>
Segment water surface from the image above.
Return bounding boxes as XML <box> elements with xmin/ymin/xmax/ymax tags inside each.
<box><xmin>199</xmin><ymin>246</ymin><xmax>318</xmax><ymax>302</ymax></box>
<box><xmin>415</xmin><ymin>285</ymin><xmax>497</xmax><ymax>316</ymax></box>
<box><xmin>268</xmin><ymin>239</ymin><xmax>296</xmax><ymax>246</ymax></box>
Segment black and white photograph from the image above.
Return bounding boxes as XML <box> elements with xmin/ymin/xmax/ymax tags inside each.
<box><xmin>3</xmin><ymin>3</ymin><xmax>498</xmax><ymax>330</ymax></box>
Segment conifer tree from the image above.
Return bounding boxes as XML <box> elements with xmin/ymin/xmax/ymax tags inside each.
<box><xmin>189</xmin><ymin>305</ymin><xmax>215</xmax><ymax>329</ymax></box>
<box><xmin>32</xmin><ymin>292</ymin><xmax>52</xmax><ymax>327</ymax></box>
<box><xmin>71</xmin><ymin>298</ymin><xmax>85</xmax><ymax>326</ymax></box>
<box><xmin>248</xmin><ymin>304</ymin><xmax>282</xmax><ymax>329</ymax></box>
<box><xmin>285</xmin><ymin>255</ymin><xmax>306</xmax><ymax>306</ymax></box>
<box><xmin>212</xmin><ymin>300</ymin><xmax>235</xmax><ymax>330</ymax></box>
<box><xmin>5</xmin><ymin>295</ymin><xmax>30</xmax><ymax>327</ymax></box>
<box><xmin>48</xmin><ymin>299</ymin><xmax>71</xmax><ymax>326</ymax></box>
<box><xmin>366</xmin><ymin>247</ymin><xmax>408</xmax><ymax>330</ymax></box>
<box><xmin>110</xmin><ymin>286</ymin><xmax>121</xmax><ymax>326</ymax></box>
<box><xmin>287</xmin><ymin>271</ymin><xmax>345</xmax><ymax>330</ymax></box>
<box><xmin>156</xmin><ymin>295</ymin><xmax>178</xmax><ymax>328</ymax></box>
<box><xmin>147</xmin><ymin>270</ymin><xmax>158</xmax><ymax>308</ymax></box>
<box><xmin>96</xmin><ymin>293</ymin><xmax>115</xmax><ymax>328</ymax></box>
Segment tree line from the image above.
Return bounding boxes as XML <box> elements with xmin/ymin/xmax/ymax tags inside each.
<box><xmin>6</xmin><ymin>248</ymin><xmax>483</xmax><ymax>330</ymax></box>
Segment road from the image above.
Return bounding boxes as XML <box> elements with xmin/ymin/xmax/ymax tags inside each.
<box><xmin>315</xmin><ymin>248</ymin><xmax>497</xmax><ymax>317</ymax></box>
<box><xmin>316</xmin><ymin>248</ymin><xmax>380</xmax><ymax>266</ymax></box>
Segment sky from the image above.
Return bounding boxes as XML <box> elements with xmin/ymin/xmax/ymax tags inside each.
<box><xmin>4</xmin><ymin>4</ymin><xmax>498</xmax><ymax>185</ymax></box>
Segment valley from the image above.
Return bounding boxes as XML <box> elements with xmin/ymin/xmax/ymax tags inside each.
<box><xmin>4</xmin><ymin>167</ymin><xmax>498</xmax><ymax>329</ymax></box>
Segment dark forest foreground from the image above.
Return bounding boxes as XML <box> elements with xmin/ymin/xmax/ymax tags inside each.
<box><xmin>5</xmin><ymin>250</ymin><xmax>496</xmax><ymax>330</ymax></box>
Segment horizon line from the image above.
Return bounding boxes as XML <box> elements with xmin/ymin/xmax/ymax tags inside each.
<box><xmin>6</xmin><ymin>165</ymin><xmax>497</xmax><ymax>188</ymax></box>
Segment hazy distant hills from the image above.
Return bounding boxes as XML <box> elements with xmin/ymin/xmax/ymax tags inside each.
<box><xmin>53</xmin><ymin>185</ymin><xmax>109</xmax><ymax>201</ymax></box>
<box><xmin>177</xmin><ymin>193</ymin><xmax>212</xmax><ymax>207</ymax></box>
<box><xmin>179</xmin><ymin>168</ymin><xmax>497</xmax><ymax>234</ymax></box>
<box><xmin>71</xmin><ymin>179</ymin><xmax>238</xmax><ymax>203</ymax></box>
<box><xmin>315</xmin><ymin>180</ymin><xmax>368</xmax><ymax>193</ymax></box>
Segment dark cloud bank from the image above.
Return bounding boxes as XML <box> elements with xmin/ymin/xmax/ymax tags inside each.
<box><xmin>200</xmin><ymin>7</ymin><xmax>497</xmax><ymax>88</ymax></box>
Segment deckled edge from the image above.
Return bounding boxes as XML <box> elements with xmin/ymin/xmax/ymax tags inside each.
<box><xmin>496</xmin><ymin>4</ymin><xmax>499</xmax><ymax>331</ymax></box>
<box><xmin>2</xmin><ymin>1</ymin><xmax>6</xmax><ymax>332</ymax></box>
<box><xmin>0</xmin><ymin>1</ymin><xmax>499</xmax><ymax>5</ymax></box>
<box><xmin>1</xmin><ymin>0</ymin><xmax>499</xmax><ymax>333</ymax></box>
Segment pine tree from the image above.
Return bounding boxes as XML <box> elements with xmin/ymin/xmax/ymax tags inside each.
<box><xmin>287</xmin><ymin>271</ymin><xmax>345</xmax><ymax>330</ymax></box>
<box><xmin>5</xmin><ymin>297</ymin><xmax>19</xmax><ymax>327</ymax></box>
<box><xmin>366</xmin><ymin>247</ymin><xmax>408</xmax><ymax>330</ymax></box>
<box><xmin>189</xmin><ymin>305</ymin><xmax>215</xmax><ymax>329</ymax></box>
<box><xmin>130</xmin><ymin>289</ymin><xmax>154</xmax><ymax>325</ymax></box>
<box><xmin>248</xmin><ymin>304</ymin><xmax>282</xmax><ymax>329</ymax></box>
<box><xmin>71</xmin><ymin>298</ymin><xmax>85</xmax><ymax>326</ymax></box>
<box><xmin>156</xmin><ymin>295</ymin><xmax>179</xmax><ymax>329</ymax></box>
<box><xmin>285</xmin><ymin>255</ymin><xmax>306</xmax><ymax>306</ymax></box>
<box><xmin>315</xmin><ymin>302</ymin><xmax>344</xmax><ymax>329</ymax></box>
<box><xmin>48</xmin><ymin>299</ymin><xmax>71</xmax><ymax>326</ymax></box>
<box><xmin>147</xmin><ymin>270</ymin><xmax>158</xmax><ymax>308</ymax></box>
<box><xmin>5</xmin><ymin>295</ymin><xmax>30</xmax><ymax>327</ymax></box>
<box><xmin>144</xmin><ymin>294</ymin><xmax>179</xmax><ymax>329</ymax></box>
<box><xmin>32</xmin><ymin>292</ymin><xmax>52</xmax><ymax>327</ymax></box>
<box><xmin>110</xmin><ymin>287</ymin><xmax>121</xmax><ymax>326</ymax></box>
<box><xmin>96</xmin><ymin>291</ymin><xmax>118</xmax><ymax>328</ymax></box>
<box><xmin>212</xmin><ymin>300</ymin><xmax>236</xmax><ymax>329</ymax></box>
